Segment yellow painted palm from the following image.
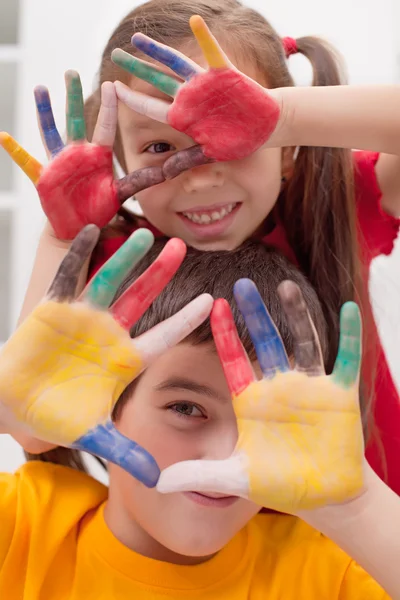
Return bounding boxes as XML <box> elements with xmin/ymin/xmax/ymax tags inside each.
<box><xmin>0</xmin><ymin>226</ymin><xmax>212</xmax><ymax>486</ymax></box>
<box><xmin>158</xmin><ymin>280</ymin><xmax>364</xmax><ymax>512</ymax></box>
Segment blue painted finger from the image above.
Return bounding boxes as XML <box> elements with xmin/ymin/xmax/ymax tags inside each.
<box><xmin>132</xmin><ymin>33</ymin><xmax>199</xmax><ymax>80</ymax></box>
<box><xmin>73</xmin><ymin>420</ymin><xmax>160</xmax><ymax>487</ymax></box>
<box><xmin>34</xmin><ymin>86</ymin><xmax>64</xmax><ymax>157</ymax></box>
<box><xmin>234</xmin><ymin>279</ymin><xmax>290</xmax><ymax>378</ymax></box>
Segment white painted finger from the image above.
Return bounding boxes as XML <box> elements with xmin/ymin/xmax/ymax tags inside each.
<box><xmin>92</xmin><ymin>81</ymin><xmax>118</xmax><ymax>147</ymax></box>
<box><xmin>133</xmin><ymin>294</ymin><xmax>213</xmax><ymax>366</ymax></box>
<box><xmin>114</xmin><ymin>80</ymin><xmax>169</xmax><ymax>124</ymax></box>
<box><xmin>157</xmin><ymin>453</ymin><xmax>250</xmax><ymax>497</ymax></box>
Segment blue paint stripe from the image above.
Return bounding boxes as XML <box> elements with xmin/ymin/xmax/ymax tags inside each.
<box><xmin>234</xmin><ymin>279</ymin><xmax>289</xmax><ymax>378</ymax></box>
<box><xmin>73</xmin><ymin>420</ymin><xmax>160</xmax><ymax>487</ymax></box>
<box><xmin>34</xmin><ymin>87</ymin><xmax>64</xmax><ymax>157</ymax></box>
<box><xmin>132</xmin><ymin>35</ymin><xmax>198</xmax><ymax>80</ymax></box>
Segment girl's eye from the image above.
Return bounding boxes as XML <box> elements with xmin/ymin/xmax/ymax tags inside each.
<box><xmin>145</xmin><ymin>142</ymin><xmax>175</xmax><ymax>154</ymax></box>
<box><xmin>168</xmin><ymin>402</ymin><xmax>205</xmax><ymax>419</ymax></box>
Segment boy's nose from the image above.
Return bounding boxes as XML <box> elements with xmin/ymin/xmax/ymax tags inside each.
<box><xmin>202</xmin><ymin>424</ymin><xmax>238</xmax><ymax>461</ymax></box>
<box><xmin>181</xmin><ymin>163</ymin><xmax>225</xmax><ymax>193</ymax></box>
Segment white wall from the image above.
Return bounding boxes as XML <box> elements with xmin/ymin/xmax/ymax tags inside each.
<box><xmin>0</xmin><ymin>0</ymin><xmax>399</xmax><ymax>473</ymax></box>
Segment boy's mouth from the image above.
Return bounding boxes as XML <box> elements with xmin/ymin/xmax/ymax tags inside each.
<box><xmin>184</xmin><ymin>491</ymin><xmax>239</xmax><ymax>508</ymax></box>
<box><xmin>177</xmin><ymin>202</ymin><xmax>241</xmax><ymax>238</ymax></box>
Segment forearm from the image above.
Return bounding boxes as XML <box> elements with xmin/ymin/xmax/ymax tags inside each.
<box><xmin>302</xmin><ymin>465</ymin><xmax>400</xmax><ymax>599</ymax></box>
<box><xmin>17</xmin><ymin>222</ymin><xmax>89</xmax><ymax>326</ymax></box>
<box><xmin>272</xmin><ymin>85</ymin><xmax>400</xmax><ymax>155</ymax></box>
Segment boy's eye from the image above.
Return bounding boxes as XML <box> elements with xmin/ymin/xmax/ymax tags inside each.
<box><xmin>145</xmin><ymin>142</ymin><xmax>175</xmax><ymax>154</ymax></box>
<box><xmin>168</xmin><ymin>402</ymin><xmax>205</xmax><ymax>419</ymax></box>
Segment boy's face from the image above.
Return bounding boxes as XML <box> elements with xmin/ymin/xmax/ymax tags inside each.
<box><xmin>107</xmin><ymin>342</ymin><xmax>261</xmax><ymax>563</ymax></box>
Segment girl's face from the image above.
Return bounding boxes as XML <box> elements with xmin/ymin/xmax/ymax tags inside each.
<box><xmin>117</xmin><ymin>45</ymin><xmax>283</xmax><ymax>251</ymax></box>
<box><xmin>106</xmin><ymin>342</ymin><xmax>261</xmax><ymax>564</ymax></box>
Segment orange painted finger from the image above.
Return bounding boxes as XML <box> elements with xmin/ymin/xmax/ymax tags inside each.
<box><xmin>0</xmin><ymin>132</ymin><xmax>42</xmax><ymax>184</ymax></box>
<box><xmin>189</xmin><ymin>15</ymin><xmax>229</xmax><ymax>69</ymax></box>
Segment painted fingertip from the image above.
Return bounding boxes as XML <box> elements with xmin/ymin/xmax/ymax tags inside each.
<box><xmin>64</xmin><ymin>68</ymin><xmax>80</xmax><ymax>81</ymax></box>
<box><xmin>189</xmin><ymin>14</ymin><xmax>205</xmax><ymax>32</ymax></box>
<box><xmin>233</xmin><ymin>278</ymin><xmax>256</xmax><ymax>296</ymax></box>
<box><xmin>0</xmin><ymin>131</ymin><xmax>10</xmax><ymax>146</ymax></box>
<box><xmin>111</xmin><ymin>48</ymin><xmax>130</xmax><ymax>66</ymax></box>
<box><xmin>165</xmin><ymin>237</ymin><xmax>187</xmax><ymax>257</ymax></box>
<box><xmin>131</xmin><ymin>32</ymin><xmax>150</xmax><ymax>49</ymax></box>
<box><xmin>130</xmin><ymin>227</ymin><xmax>155</xmax><ymax>247</ymax></box>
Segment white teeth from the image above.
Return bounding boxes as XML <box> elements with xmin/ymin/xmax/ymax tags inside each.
<box><xmin>183</xmin><ymin>203</ymin><xmax>237</xmax><ymax>224</ymax></box>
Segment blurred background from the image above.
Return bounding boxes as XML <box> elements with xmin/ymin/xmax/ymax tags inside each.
<box><xmin>0</xmin><ymin>0</ymin><xmax>399</xmax><ymax>473</ymax></box>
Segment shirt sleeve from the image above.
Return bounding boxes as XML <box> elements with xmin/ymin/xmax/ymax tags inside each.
<box><xmin>339</xmin><ymin>560</ymin><xmax>390</xmax><ymax>600</ymax></box>
<box><xmin>354</xmin><ymin>151</ymin><xmax>400</xmax><ymax>261</ymax></box>
<box><xmin>0</xmin><ymin>471</ymin><xmax>18</xmax><ymax>569</ymax></box>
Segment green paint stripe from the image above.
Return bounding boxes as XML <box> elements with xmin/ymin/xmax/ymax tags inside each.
<box><xmin>86</xmin><ymin>228</ymin><xmax>154</xmax><ymax>309</ymax></box>
<box><xmin>332</xmin><ymin>302</ymin><xmax>362</xmax><ymax>389</ymax></box>
<box><xmin>66</xmin><ymin>72</ymin><xmax>86</xmax><ymax>141</ymax></box>
<box><xmin>112</xmin><ymin>50</ymin><xmax>180</xmax><ymax>97</ymax></box>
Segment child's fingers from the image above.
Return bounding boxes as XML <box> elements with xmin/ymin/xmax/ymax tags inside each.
<box><xmin>131</xmin><ymin>32</ymin><xmax>201</xmax><ymax>81</ymax></box>
<box><xmin>211</xmin><ymin>299</ymin><xmax>255</xmax><ymax>396</ymax></box>
<box><xmin>112</xmin><ymin>49</ymin><xmax>181</xmax><ymax>98</ymax></box>
<box><xmin>34</xmin><ymin>86</ymin><xmax>64</xmax><ymax>158</ymax></box>
<box><xmin>234</xmin><ymin>279</ymin><xmax>290</xmax><ymax>379</ymax></box>
<box><xmin>134</xmin><ymin>294</ymin><xmax>213</xmax><ymax>367</ymax></box>
<box><xmin>163</xmin><ymin>145</ymin><xmax>215</xmax><ymax>180</ymax></box>
<box><xmin>83</xmin><ymin>228</ymin><xmax>154</xmax><ymax>309</ymax></box>
<box><xmin>157</xmin><ymin>453</ymin><xmax>249</xmax><ymax>497</ymax></box>
<box><xmin>0</xmin><ymin>132</ymin><xmax>42</xmax><ymax>185</ymax></box>
<box><xmin>92</xmin><ymin>82</ymin><xmax>118</xmax><ymax>147</ymax></box>
<box><xmin>332</xmin><ymin>302</ymin><xmax>362</xmax><ymax>389</ymax></box>
<box><xmin>110</xmin><ymin>238</ymin><xmax>186</xmax><ymax>330</ymax></box>
<box><xmin>277</xmin><ymin>281</ymin><xmax>325</xmax><ymax>376</ymax></box>
<box><xmin>114</xmin><ymin>81</ymin><xmax>169</xmax><ymax>124</ymax></box>
<box><xmin>65</xmin><ymin>70</ymin><xmax>86</xmax><ymax>143</ymax></box>
<box><xmin>189</xmin><ymin>15</ymin><xmax>230</xmax><ymax>69</ymax></box>
<box><xmin>73</xmin><ymin>420</ymin><xmax>160</xmax><ymax>487</ymax></box>
<box><xmin>47</xmin><ymin>225</ymin><xmax>100</xmax><ymax>301</ymax></box>
<box><xmin>116</xmin><ymin>165</ymin><xmax>165</xmax><ymax>204</ymax></box>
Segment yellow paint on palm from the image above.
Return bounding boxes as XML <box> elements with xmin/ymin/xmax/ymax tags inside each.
<box><xmin>0</xmin><ymin>132</ymin><xmax>42</xmax><ymax>184</ymax></box>
<box><xmin>233</xmin><ymin>372</ymin><xmax>364</xmax><ymax>511</ymax></box>
<box><xmin>0</xmin><ymin>301</ymin><xmax>142</xmax><ymax>443</ymax></box>
<box><xmin>189</xmin><ymin>15</ymin><xmax>228</xmax><ymax>69</ymax></box>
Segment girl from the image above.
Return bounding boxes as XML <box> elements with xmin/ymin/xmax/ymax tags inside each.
<box><xmin>0</xmin><ymin>230</ymin><xmax>399</xmax><ymax>598</ymax></box>
<box><xmin>2</xmin><ymin>0</ymin><xmax>400</xmax><ymax>490</ymax></box>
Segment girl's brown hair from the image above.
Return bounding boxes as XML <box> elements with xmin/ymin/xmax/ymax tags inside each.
<box><xmin>25</xmin><ymin>239</ymin><xmax>331</xmax><ymax>472</ymax></box>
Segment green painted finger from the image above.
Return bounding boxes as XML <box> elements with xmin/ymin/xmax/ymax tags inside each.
<box><xmin>112</xmin><ymin>49</ymin><xmax>180</xmax><ymax>98</ymax></box>
<box><xmin>332</xmin><ymin>302</ymin><xmax>362</xmax><ymax>388</ymax></box>
<box><xmin>65</xmin><ymin>70</ymin><xmax>86</xmax><ymax>141</ymax></box>
<box><xmin>84</xmin><ymin>228</ymin><xmax>154</xmax><ymax>309</ymax></box>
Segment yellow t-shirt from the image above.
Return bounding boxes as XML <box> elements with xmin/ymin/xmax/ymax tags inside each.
<box><xmin>0</xmin><ymin>462</ymin><xmax>388</xmax><ymax>599</ymax></box>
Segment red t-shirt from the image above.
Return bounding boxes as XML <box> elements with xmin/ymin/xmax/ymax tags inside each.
<box><xmin>89</xmin><ymin>151</ymin><xmax>400</xmax><ymax>494</ymax></box>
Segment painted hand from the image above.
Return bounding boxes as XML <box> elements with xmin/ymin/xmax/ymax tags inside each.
<box><xmin>112</xmin><ymin>15</ymin><xmax>280</xmax><ymax>175</ymax></box>
<box><xmin>157</xmin><ymin>280</ymin><xmax>365</xmax><ymax>512</ymax></box>
<box><xmin>0</xmin><ymin>72</ymin><xmax>165</xmax><ymax>240</ymax></box>
<box><xmin>0</xmin><ymin>226</ymin><xmax>212</xmax><ymax>486</ymax></box>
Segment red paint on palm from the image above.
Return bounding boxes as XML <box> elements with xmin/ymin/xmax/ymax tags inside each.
<box><xmin>211</xmin><ymin>299</ymin><xmax>254</xmax><ymax>396</ymax></box>
<box><xmin>169</xmin><ymin>69</ymin><xmax>280</xmax><ymax>162</ymax></box>
<box><xmin>110</xmin><ymin>238</ymin><xmax>187</xmax><ymax>330</ymax></box>
<box><xmin>37</xmin><ymin>144</ymin><xmax>119</xmax><ymax>240</ymax></box>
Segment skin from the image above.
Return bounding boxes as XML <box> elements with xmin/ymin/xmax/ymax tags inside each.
<box><xmin>105</xmin><ymin>342</ymin><xmax>261</xmax><ymax>563</ymax></box>
<box><xmin>117</xmin><ymin>42</ymin><xmax>284</xmax><ymax>251</ymax></box>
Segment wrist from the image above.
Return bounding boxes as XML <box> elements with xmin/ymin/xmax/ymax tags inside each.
<box><xmin>42</xmin><ymin>221</ymin><xmax>72</xmax><ymax>248</ymax></box>
<box><xmin>266</xmin><ymin>87</ymin><xmax>296</xmax><ymax>148</ymax></box>
<box><xmin>299</xmin><ymin>463</ymin><xmax>384</xmax><ymax>536</ymax></box>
